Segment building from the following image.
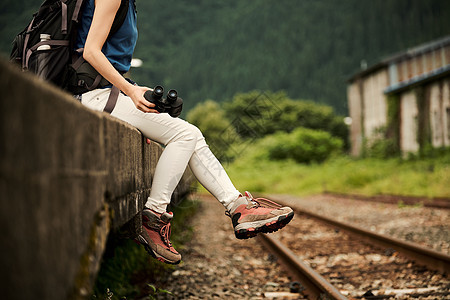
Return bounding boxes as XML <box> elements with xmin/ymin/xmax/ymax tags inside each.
<box><xmin>347</xmin><ymin>36</ymin><xmax>450</xmax><ymax>156</ymax></box>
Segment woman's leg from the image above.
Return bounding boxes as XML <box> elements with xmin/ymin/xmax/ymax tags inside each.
<box><xmin>80</xmin><ymin>89</ymin><xmax>240</xmax><ymax>212</ymax></box>
<box><xmin>188</xmin><ymin>145</ymin><xmax>241</xmax><ymax>209</ymax></box>
<box><xmin>81</xmin><ymin>89</ymin><xmax>293</xmax><ymax>254</ymax></box>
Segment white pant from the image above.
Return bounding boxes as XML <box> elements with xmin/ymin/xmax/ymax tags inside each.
<box><xmin>81</xmin><ymin>88</ymin><xmax>241</xmax><ymax>213</ymax></box>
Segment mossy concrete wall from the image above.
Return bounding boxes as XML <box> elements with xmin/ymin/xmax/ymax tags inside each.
<box><xmin>0</xmin><ymin>57</ymin><xmax>193</xmax><ymax>299</ymax></box>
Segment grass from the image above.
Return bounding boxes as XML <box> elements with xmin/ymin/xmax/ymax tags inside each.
<box><xmin>220</xmin><ymin>149</ymin><xmax>450</xmax><ymax>198</ymax></box>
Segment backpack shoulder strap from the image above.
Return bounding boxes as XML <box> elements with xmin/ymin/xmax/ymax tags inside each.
<box><xmin>109</xmin><ymin>0</ymin><xmax>129</xmax><ymax>37</ymax></box>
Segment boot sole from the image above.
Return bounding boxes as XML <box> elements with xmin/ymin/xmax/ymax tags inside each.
<box><xmin>136</xmin><ymin>235</ymin><xmax>181</xmax><ymax>265</ymax></box>
<box><xmin>235</xmin><ymin>211</ymin><xmax>294</xmax><ymax>239</ymax></box>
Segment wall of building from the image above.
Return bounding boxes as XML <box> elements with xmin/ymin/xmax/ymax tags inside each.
<box><xmin>399</xmin><ymin>90</ymin><xmax>419</xmax><ymax>154</ymax></box>
<box><xmin>429</xmin><ymin>79</ymin><xmax>450</xmax><ymax>148</ymax></box>
<box><xmin>347</xmin><ymin>68</ymin><xmax>389</xmax><ymax>155</ymax></box>
<box><xmin>362</xmin><ymin>69</ymin><xmax>389</xmax><ymax>139</ymax></box>
<box><xmin>348</xmin><ymin>37</ymin><xmax>450</xmax><ymax>156</ymax></box>
<box><xmin>347</xmin><ymin>81</ymin><xmax>362</xmax><ymax>156</ymax></box>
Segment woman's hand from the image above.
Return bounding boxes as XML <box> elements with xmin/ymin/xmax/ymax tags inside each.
<box><xmin>127</xmin><ymin>85</ymin><xmax>160</xmax><ymax>113</ymax></box>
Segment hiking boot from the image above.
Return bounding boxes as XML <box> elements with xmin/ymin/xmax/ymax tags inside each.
<box><xmin>136</xmin><ymin>209</ymin><xmax>181</xmax><ymax>264</ymax></box>
<box><xmin>226</xmin><ymin>192</ymin><xmax>294</xmax><ymax>239</ymax></box>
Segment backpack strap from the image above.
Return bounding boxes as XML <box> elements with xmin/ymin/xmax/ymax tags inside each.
<box><xmin>70</xmin><ymin>48</ymin><xmax>114</xmax><ymax>91</ymax></box>
<box><xmin>72</xmin><ymin>0</ymin><xmax>85</xmax><ymax>22</ymax></box>
<box><xmin>61</xmin><ymin>0</ymin><xmax>68</xmax><ymax>34</ymax></box>
<box><xmin>24</xmin><ymin>40</ymin><xmax>70</xmax><ymax>69</ymax></box>
<box><xmin>22</xmin><ymin>17</ymin><xmax>35</xmax><ymax>69</ymax></box>
<box><xmin>103</xmin><ymin>85</ymin><xmax>120</xmax><ymax>113</ymax></box>
<box><xmin>109</xmin><ymin>0</ymin><xmax>129</xmax><ymax>38</ymax></box>
<box><xmin>71</xmin><ymin>48</ymin><xmax>85</xmax><ymax>70</ymax></box>
<box><xmin>85</xmin><ymin>74</ymin><xmax>103</xmax><ymax>90</ymax></box>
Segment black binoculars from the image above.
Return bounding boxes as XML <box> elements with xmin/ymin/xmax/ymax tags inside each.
<box><xmin>144</xmin><ymin>85</ymin><xmax>183</xmax><ymax>118</ymax></box>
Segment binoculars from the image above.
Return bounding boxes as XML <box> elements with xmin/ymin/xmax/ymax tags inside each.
<box><xmin>144</xmin><ymin>85</ymin><xmax>183</xmax><ymax>118</ymax></box>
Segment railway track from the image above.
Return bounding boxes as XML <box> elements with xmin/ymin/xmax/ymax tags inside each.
<box><xmin>258</xmin><ymin>199</ymin><xmax>450</xmax><ymax>299</ymax></box>
<box><xmin>323</xmin><ymin>192</ymin><xmax>450</xmax><ymax>210</ymax></box>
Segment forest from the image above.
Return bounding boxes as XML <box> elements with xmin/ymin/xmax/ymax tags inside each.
<box><xmin>1</xmin><ymin>0</ymin><xmax>449</xmax><ymax>114</ymax></box>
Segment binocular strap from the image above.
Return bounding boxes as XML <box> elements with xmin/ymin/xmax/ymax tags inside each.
<box><xmin>103</xmin><ymin>85</ymin><xmax>120</xmax><ymax>114</ymax></box>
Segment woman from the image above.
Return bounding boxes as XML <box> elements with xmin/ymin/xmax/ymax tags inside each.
<box><xmin>76</xmin><ymin>0</ymin><xmax>293</xmax><ymax>264</ymax></box>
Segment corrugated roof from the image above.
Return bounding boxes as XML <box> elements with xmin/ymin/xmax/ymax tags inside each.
<box><xmin>384</xmin><ymin>64</ymin><xmax>450</xmax><ymax>95</ymax></box>
<box><xmin>348</xmin><ymin>35</ymin><xmax>450</xmax><ymax>83</ymax></box>
<box><xmin>386</xmin><ymin>35</ymin><xmax>450</xmax><ymax>63</ymax></box>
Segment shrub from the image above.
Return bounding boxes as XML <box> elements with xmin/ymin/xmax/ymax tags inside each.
<box><xmin>363</xmin><ymin>126</ymin><xmax>399</xmax><ymax>159</ymax></box>
<box><xmin>264</xmin><ymin>127</ymin><xmax>343</xmax><ymax>164</ymax></box>
<box><xmin>223</xmin><ymin>90</ymin><xmax>349</xmax><ymax>149</ymax></box>
<box><xmin>187</xmin><ymin>100</ymin><xmax>241</xmax><ymax>160</ymax></box>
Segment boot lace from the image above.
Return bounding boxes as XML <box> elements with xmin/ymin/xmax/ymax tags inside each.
<box><xmin>160</xmin><ymin>222</ymin><xmax>173</xmax><ymax>247</ymax></box>
<box><xmin>225</xmin><ymin>192</ymin><xmax>282</xmax><ymax>217</ymax></box>
<box><xmin>245</xmin><ymin>192</ymin><xmax>282</xmax><ymax>209</ymax></box>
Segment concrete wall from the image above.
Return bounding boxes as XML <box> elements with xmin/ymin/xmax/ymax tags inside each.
<box><xmin>347</xmin><ymin>69</ymin><xmax>389</xmax><ymax>155</ymax></box>
<box><xmin>398</xmin><ymin>78</ymin><xmax>450</xmax><ymax>155</ymax></box>
<box><xmin>429</xmin><ymin>79</ymin><xmax>450</xmax><ymax>148</ymax></box>
<box><xmin>399</xmin><ymin>90</ymin><xmax>419</xmax><ymax>154</ymax></box>
<box><xmin>443</xmin><ymin>79</ymin><xmax>450</xmax><ymax>146</ymax></box>
<box><xmin>347</xmin><ymin>80</ymin><xmax>363</xmax><ymax>156</ymax></box>
<box><xmin>0</xmin><ymin>57</ymin><xmax>193</xmax><ymax>299</ymax></box>
<box><xmin>362</xmin><ymin>69</ymin><xmax>389</xmax><ymax>139</ymax></box>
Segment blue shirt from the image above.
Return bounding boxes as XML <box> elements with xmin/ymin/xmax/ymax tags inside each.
<box><xmin>76</xmin><ymin>0</ymin><xmax>138</xmax><ymax>73</ymax></box>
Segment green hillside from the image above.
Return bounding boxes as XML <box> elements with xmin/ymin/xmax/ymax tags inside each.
<box><xmin>1</xmin><ymin>0</ymin><xmax>449</xmax><ymax>114</ymax></box>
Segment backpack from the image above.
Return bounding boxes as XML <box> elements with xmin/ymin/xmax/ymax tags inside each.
<box><xmin>10</xmin><ymin>0</ymin><xmax>129</xmax><ymax>94</ymax></box>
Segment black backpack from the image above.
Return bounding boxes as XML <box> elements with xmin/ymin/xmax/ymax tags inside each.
<box><xmin>10</xmin><ymin>0</ymin><xmax>129</xmax><ymax>94</ymax></box>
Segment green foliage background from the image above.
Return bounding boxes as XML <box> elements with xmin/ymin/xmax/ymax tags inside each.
<box><xmin>1</xmin><ymin>0</ymin><xmax>449</xmax><ymax>114</ymax></box>
<box><xmin>262</xmin><ymin>127</ymin><xmax>343</xmax><ymax>164</ymax></box>
<box><xmin>187</xmin><ymin>91</ymin><xmax>347</xmax><ymax>163</ymax></box>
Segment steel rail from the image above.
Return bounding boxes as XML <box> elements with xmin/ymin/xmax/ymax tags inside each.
<box><xmin>257</xmin><ymin>234</ymin><xmax>348</xmax><ymax>300</ymax></box>
<box><xmin>297</xmin><ymin>207</ymin><xmax>450</xmax><ymax>274</ymax></box>
<box><xmin>323</xmin><ymin>191</ymin><xmax>450</xmax><ymax>209</ymax></box>
<box><xmin>269</xmin><ymin>196</ymin><xmax>450</xmax><ymax>274</ymax></box>
<box><xmin>257</xmin><ymin>200</ymin><xmax>450</xmax><ymax>299</ymax></box>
